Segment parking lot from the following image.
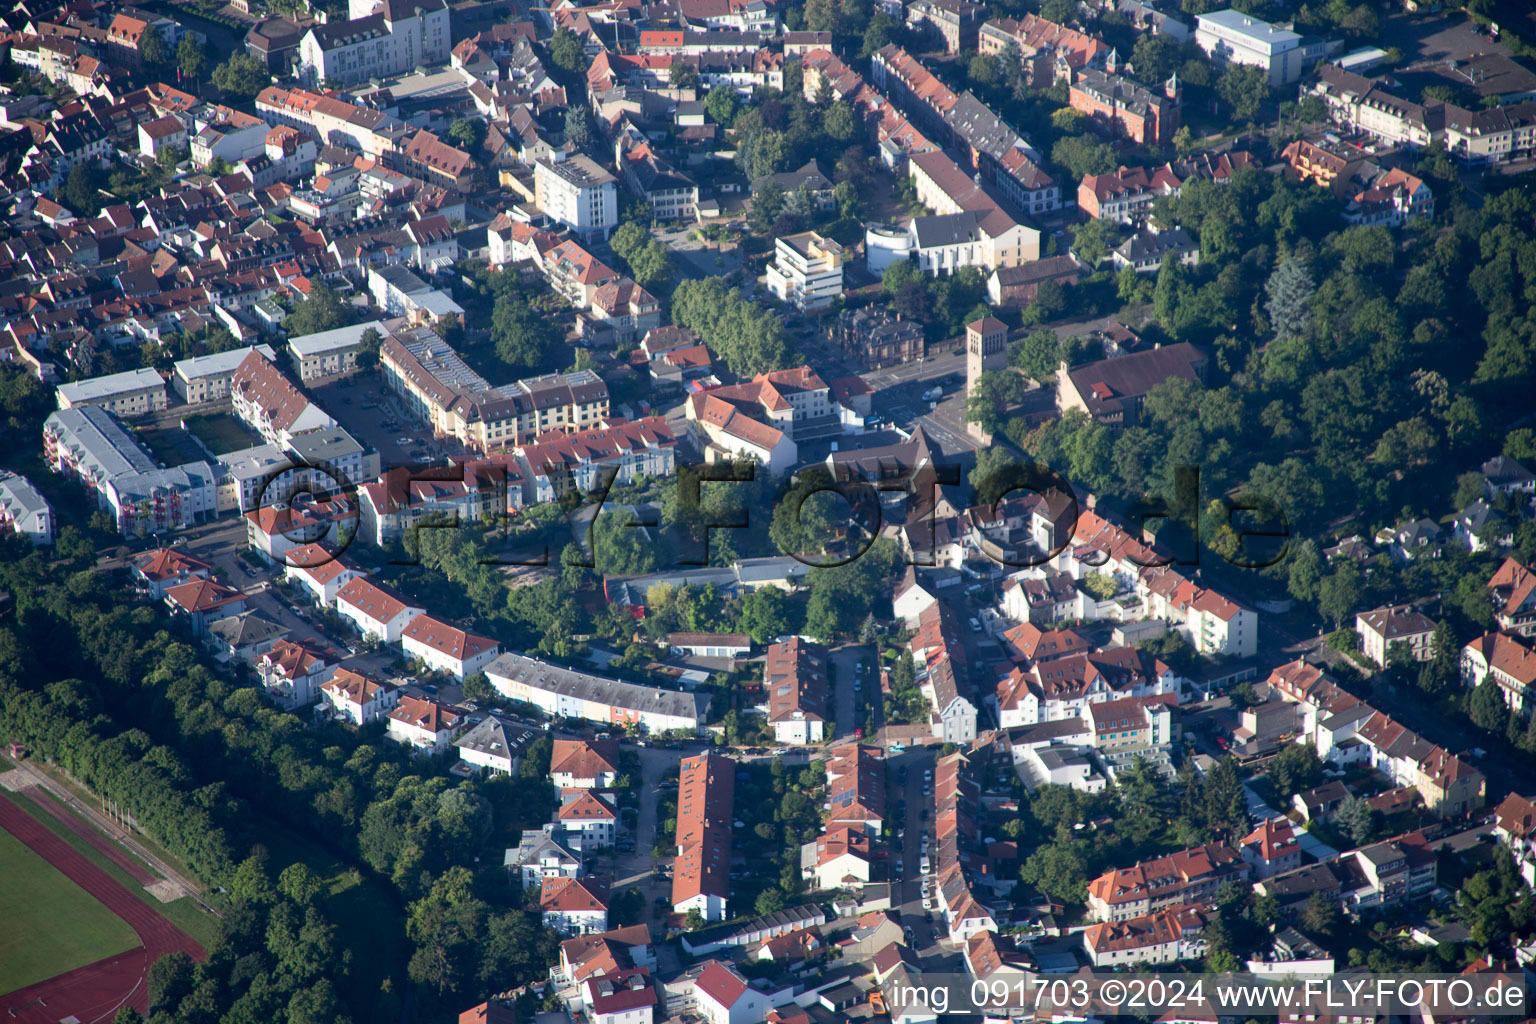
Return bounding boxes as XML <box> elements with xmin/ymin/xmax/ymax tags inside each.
<box><xmin>1381</xmin><ymin>9</ymin><xmax>1509</xmax><ymax>64</ymax></box>
<box><xmin>308</xmin><ymin>374</ymin><xmax>466</xmax><ymax>471</ymax></box>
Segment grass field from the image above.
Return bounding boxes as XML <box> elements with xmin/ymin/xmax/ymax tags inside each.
<box><xmin>183</xmin><ymin>412</ymin><xmax>259</xmax><ymax>456</ymax></box>
<box><xmin>2</xmin><ymin>789</ymin><xmax>220</xmax><ymax>949</ymax></box>
<box><xmin>134</xmin><ymin>424</ymin><xmax>208</xmax><ymax>466</ymax></box>
<box><xmin>0</xmin><ymin>826</ymin><xmax>139</xmax><ymax>995</ymax></box>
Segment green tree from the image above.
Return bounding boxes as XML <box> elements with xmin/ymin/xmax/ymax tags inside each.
<box><xmin>965</xmin><ymin>370</ymin><xmax>1024</xmax><ymax>436</ymax></box>
<box><xmin>1216</xmin><ymin>63</ymin><xmax>1268</xmax><ymax>121</ymax></box>
<box><xmin>177</xmin><ymin>35</ymin><xmax>208</xmax><ymax>82</ymax></box>
<box><xmin>406</xmin><ymin>867</ymin><xmax>487</xmax><ymax>996</ymax></box>
<box><xmin>1051</xmin><ymin>134</ymin><xmax>1117</xmax><ymax>179</ymax></box>
<box><xmin>1317</xmin><ymin>562</ymin><xmax>1362</xmax><ymax>628</ymax></box>
<box><xmin>564</xmin><ymin>107</ymin><xmax>592</xmax><ymax>151</ymax></box>
<box><xmin>705</xmin><ymin>84</ymin><xmax>739</xmax><ymax>126</ymax></box>
<box><xmin>1019</xmin><ymin>840</ymin><xmax>1089</xmax><ymax>902</ymax></box>
<box><xmin>1131</xmin><ymin>33</ymin><xmax>1180</xmax><ymax>84</ymax></box>
<box><xmin>1469</xmin><ymin>676</ymin><xmax>1508</xmax><ymax>731</ymax></box>
<box><xmin>492</xmin><ymin>294</ymin><xmax>560</xmax><ymax>372</ymax></box>
<box><xmin>1335</xmin><ymin>794</ymin><xmax>1374</xmax><ymax>846</ymax></box>
<box><xmin>740</xmin><ymin>585</ymin><xmax>792</xmax><ymax>643</ymax></box>
<box><xmin>549</xmin><ymin>29</ymin><xmax>586</xmax><ymax>74</ymax></box>
<box><xmin>822</xmin><ymin>101</ymin><xmax>856</xmax><ymax>142</ymax></box>
<box><xmin>63</xmin><ymin>163</ymin><xmax>103</xmax><ymax>217</ymax></box>
<box><xmin>1071</xmin><ymin>218</ymin><xmax>1119</xmax><ymax>268</ymax></box>
<box><xmin>139</xmin><ymin>26</ymin><xmax>170</xmax><ymax>67</ymax></box>
<box><xmin>356</xmin><ymin>327</ymin><xmax>382</xmax><ymax>369</ymax></box>
<box><xmin>1265</xmin><ymin>253</ymin><xmax>1314</xmax><ymax>344</ymax></box>
<box><xmin>1300</xmin><ymin>891</ymin><xmax>1339</xmax><ymax>937</ymax></box>
<box><xmin>448</xmin><ymin>118</ymin><xmax>484</xmax><ymax>152</ymax></box>
<box><xmin>211</xmin><ymin>53</ymin><xmax>270</xmax><ymax>102</ymax></box>
<box><xmin>1008</xmin><ymin>329</ymin><xmax>1062</xmax><ymax>378</ymax></box>
<box><xmin>283</xmin><ymin>284</ymin><xmax>353</xmax><ymax>336</ymax></box>
<box><xmin>657</xmin><ymin>60</ymin><xmax>700</xmax><ymax>98</ymax></box>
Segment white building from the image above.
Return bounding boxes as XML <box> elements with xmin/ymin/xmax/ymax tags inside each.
<box><xmin>486</xmin><ymin>652</ymin><xmax>705</xmax><ymax>733</ymax></box>
<box><xmin>401</xmin><ymin>613</ymin><xmax>500</xmax><ymax>678</ymax></box>
<box><xmin>298</xmin><ymin>0</ymin><xmax>451</xmax><ymax>87</ymax></box>
<box><xmin>692</xmin><ymin>961</ymin><xmax>768</xmax><ymax>1024</ymax></box>
<box><xmin>55</xmin><ymin>367</ymin><xmax>167</xmax><ymax>416</ymax></box>
<box><xmin>334</xmin><ymin>577</ymin><xmax>424</xmax><ymax>642</ymax></box>
<box><xmin>1195</xmin><ymin>9</ymin><xmax>1326</xmax><ymax>87</ymax></box>
<box><xmin>541</xmin><ymin>876</ymin><xmax>610</xmax><ymax>935</ymax></box>
<box><xmin>1355</xmin><ymin>605</ymin><xmax>1435</xmax><ymax>667</ymax></box>
<box><xmin>321</xmin><ymin>668</ymin><xmax>399</xmax><ymax>724</ymax></box>
<box><xmin>455</xmin><ymin>716</ymin><xmax>537</xmax><ymax>775</ymax></box>
<box><xmin>558</xmin><ymin>790</ymin><xmax>618</xmax><ymax>851</ymax></box>
<box><xmin>765</xmin><ymin>231</ymin><xmax>844</xmax><ymax>310</ymax></box>
<box><xmin>0</xmin><ymin>471</ymin><xmax>53</xmax><ymax>545</ymax></box>
<box><xmin>282</xmin><ymin>542</ymin><xmax>363</xmax><ymax>606</ymax></box>
<box><xmin>535</xmin><ymin>155</ymin><xmax>618</xmax><ymax>239</ymax></box>
<box><xmin>173</xmin><ymin>345</ymin><xmax>278</xmax><ymax>404</ymax></box>
<box><xmin>386</xmin><ymin>694</ymin><xmax>465</xmax><ymax>755</ymax></box>
<box><xmin>288</xmin><ymin>321</ymin><xmax>382</xmax><ymax>382</ymax></box>
<box><xmin>512</xmin><ymin>827</ymin><xmax>583</xmax><ymax>890</ymax></box>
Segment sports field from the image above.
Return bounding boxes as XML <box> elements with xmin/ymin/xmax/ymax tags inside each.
<box><xmin>0</xmin><ymin>825</ymin><xmax>139</xmax><ymax>995</ymax></box>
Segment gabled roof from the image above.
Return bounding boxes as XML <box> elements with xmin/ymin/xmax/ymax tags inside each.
<box><xmin>402</xmin><ymin>613</ymin><xmax>497</xmax><ymax>661</ymax></box>
<box><xmin>694</xmin><ymin>960</ymin><xmax>750</xmax><ymax>1008</ymax></box>
<box><xmin>551</xmin><ymin>737</ymin><xmax>621</xmax><ymax>778</ymax></box>
<box><xmin>164</xmin><ymin>578</ymin><xmax>244</xmax><ymax>614</ymax></box>
<box><xmin>541</xmin><ymin>874</ymin><xmax>611</xmax><ymax>912</ymax></box>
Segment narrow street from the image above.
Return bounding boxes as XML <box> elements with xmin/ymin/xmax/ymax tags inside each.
<box><xmin>829</xmin><ymin>643</ymin><xmax>871</xmax><ymax>742</ymax></box>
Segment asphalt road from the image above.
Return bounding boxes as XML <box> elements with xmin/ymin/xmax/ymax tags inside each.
<box><xmin>885</xmin><ymin>745</ymin><xmax>945</xmax><ymax>955</ymax></box>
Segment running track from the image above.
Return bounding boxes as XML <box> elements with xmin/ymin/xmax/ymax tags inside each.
<box><xmin>0</xmin><ymin>797</ymin><xmax>204</xmax><ymax>1024</ymax></box>
<box><xmin>23</xmin><ymin>791</ymin><xmax>160</xmax><ymax>886</ymax></box>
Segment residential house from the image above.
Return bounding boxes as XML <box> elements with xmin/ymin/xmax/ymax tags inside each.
<box><xmin>542</xmin><ymin>875</ymin><xmax>611</xmax><ymax>935</ymax></box>
<box><xmin>164</xmin><ymin>579</ymin><xmax>247</xmax><ymax>637</ymax></box>
<box><xmin>1494</xmin><ymin>793</ymin><xmax>1536</xmax><ymax>887</ymax></box>
<box><xmin>1082</xmin><ymin>904</ymin><xmax>1208</xmax><ymax>967</ymax></box>
<box><xmin>551</xmin><ymin>738</ymin><xmax>622</xmax><ymax>789</ymax></box>
<box><xmin>673</xmin><ymin>752</ymin><xmax>734</xmax><ymax>922</ymax></box>
<box><xmin>1356</xmin><ymin>605</ymin><xmax>1435</xmax><ymax>667</ymax></box>
<box><xmin>334</xmin><ymin>577</ymin><xmax>425</xmax><ymax>642</ymax></box>
<box><xmin>386</xmin><ymin>694</ymin><xmax>466</xmax><ymax>755</ymax></box>
<box><xmin>321</xmin><ymin>667</ymin><xmax>399</xmax><ymax>724</ymax></box>
<box><xmin>401</xmin><ymin>614</ymin><xmax>500</xmax><ymax>678</ymax></box>
<box><xmin>456</xmin><ymin>716</ymin><xmax>538</xmax><ymax>775</ymax></box>
<box><xmin>559</xmin><ymin>790</ymin><xmax>619</xmax><ymax>851</ymax></box>
<box><xmin>512</xmin><ymin>827</ymin><xmax>583</xmax><ymax>890</ymax></box>
<box><xmin>1085</xmin><ymin>843</ymin><xmax>1247</xmax><ymax>921</ymax></box>
<box><xmin>1462</xmin><ymin>631</ymin><xmax>1536</xmax><ymax>720</ymax></box>
<box><xmin>1489</xmin><ymin>557</ymin><xmax>1536</xmax><ymax>637</ymax></box>
<box><xmin>765</xmin><ymin>637</ymin><xmax>828</xmax><ymax>745</ymax></box>
<box><xmin>132</xmin><ymin>548</ymin><xmax>212</xmax><ymax>598</ymax></box>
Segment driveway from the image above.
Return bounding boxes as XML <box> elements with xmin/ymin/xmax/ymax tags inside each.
<box><xmin>885</xmin><ymin>745</ymin><xmax>945</xmax><ymax>956</ymax></box>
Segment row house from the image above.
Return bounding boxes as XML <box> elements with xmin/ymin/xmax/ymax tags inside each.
<box><xmin>1082</xmin><ymin>904</ymin><xmax>1208</xmax><ymax>967</ymax></box>
<box><xmin>905</xmin><ymin>0</ymin><xmax>985</xmax><ymax>52</ymax></box>
<box><xmin>485</xmin><ymin>652</ymin><xmax>706</xmax><ymax>733</ymax></box>
<box><xmin>1268</xmin><ymin>659</ymin><xmax>1486</xmax><ymax>819</ymax></box>
<box><xmin>1085</xmin><ymin>843</ymin><xmax>1247</xmax><ymax>921</ymax></box>
<box><xmin>379</xmin><ymin>325</ymin><xmax>609</xmax><ymax>451</ymax></box>
<box><xmin>519</xmin><ymin>417</ymin><xmax>677</xmax><ymax>503</ymax></box>
<box><xmin>995</xmin><ymin>646</ymin><xmax>1181</xmax><ymax>728</ymax></box>
<box><xmin>913</xmin><ymin>603</ymin><xmax>978</xmax><ymax>744</ymax></box>
<box><xmin>979</xmin><ymin>14</ymin><xmax>1109</xmax><ymax>86</ymax></box>
<box><xmin>824</xmin><ymin>743</ymin><xmax>886</xmax><ymax>836</ymax></box>
<box><xmin>673</xmin><ymin>752</ymin><xmax>734</xmax><ymax>922</ymax></box>
<box><xmin>1461</xmin><ymin>631</ymin><xmax>1536</xmax><ymax>720</ymax></box>
<box><xmin>1488</xmin><ymin>557</ymin><xmax>1536</xmax><ymax>637</ymax></box>
<box><xmin>44</xmin><ymin>407</ymin><xmax>217</xmax><ymax>536</ymax></box>
<box><xmin>357</xmin><ymin>458</ymin><xmax>526</xmax><ymax>546</ymax></box>
<box><xmin>1494</xmin><ymin>793</ymin><xmax>1536</xmax><ymax>888</ymax></box>
<box><xmin>1078</xmin><ymin>163</ymin><xmax>1182</xmax><ymax>222</ymax></box>
<box><xmin>230</xmin><ymin>348</ymin><xmax>336</xmax><ymax>446</ymax></box>
<box><xmin>763</xmin><ymin>637</ymin><xmax>828</xmax><ymax>745</ymax></box>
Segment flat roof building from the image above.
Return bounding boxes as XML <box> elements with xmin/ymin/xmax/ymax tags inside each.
<box><xmin>56</xmin><ymin>367</ymin><xmax>167</xmax><ymax>417</ymax></box>
<box><xmin>173</xmin><ymin>345</ymin><xmax>278</xmax><ymax>404</ymax></box>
